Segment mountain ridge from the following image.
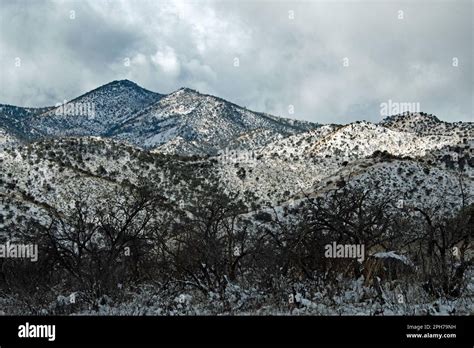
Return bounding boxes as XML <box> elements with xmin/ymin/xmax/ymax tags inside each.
<box><xmin>4</xmin><ymin>80</ymin><xmax>470</xmax><ymax>158</ymax></box>
<box><xmin>1</xmin><ymin>80</ymin><xmax>321</xmax><ymax>155</ymax></box>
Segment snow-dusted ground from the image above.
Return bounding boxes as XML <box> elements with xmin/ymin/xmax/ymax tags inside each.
<box><xmin>1</xmin><ymin>274</ymin><xmax>471</xmax><ymax>316</ymax></box>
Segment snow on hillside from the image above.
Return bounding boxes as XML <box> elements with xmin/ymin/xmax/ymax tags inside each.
<box><xmin>27</xmin><ymin>80</ymin><xmax>163</xmax><ymax>136</ymax></box>
<box><xmin>380</xmin><ymin>112</ymin><xmax>473</xmax><ymax>137</ymax></box>
<box><xmin>110</xmin><ymin>87</ymin><xmax>317</xmax><ymax>153</ymax></box>
<box><xmin>0</xmin><ymin>128</ymin><xmax>17</xmax><ymax>145</ymax></box>
<box><xmin>0</xmin><ymin>136</ymin><xmax>219</xmax><ymax>231</ymax></box>
<box><xmin>212</xmin><ymin>117</ymin><xmax>472</xmax><ymax>207</ymax></box>
<box><xmin>305</xmin><ymin>122</ymin><xmax>466</xmax><ymax>159</ymax></box>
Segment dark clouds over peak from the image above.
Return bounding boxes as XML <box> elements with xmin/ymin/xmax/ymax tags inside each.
<box><xmin>0</xmin><ymin>0</ymin><xmax>472</xmax><ymax>123</ymax></box>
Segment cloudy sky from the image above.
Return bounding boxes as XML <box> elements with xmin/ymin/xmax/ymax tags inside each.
<box><xmin>0</xmin><ymin>0</ymin><xmax>472</xmax><ymax>123</ymax></box>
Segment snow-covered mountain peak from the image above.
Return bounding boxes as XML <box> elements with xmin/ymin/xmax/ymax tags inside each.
<box><xmin>26</xmin><ymin>80</ymin><xmax>163</xmax><ymax>137</ymax></box>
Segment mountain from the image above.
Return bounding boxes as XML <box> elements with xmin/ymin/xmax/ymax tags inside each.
<box><xmin>1</xmin><ymin>112</ymin><xmax>471</xmax><ymax>242</ymax></box>
<box><xmin>109</xmin><ymin>87</ymin><xmax>318</xmax><ymax>154</ymax></box>
<box><xmin>1</xmin><ymin>82</ymin><xmax>471</xmax><ymax>209</ymax></box>
<box><xmin>214</xmin><ymin>117</ymin><xmax>473</xmax><ymax>207</ymax></box>
<box><xmin>4</xmin><ymin>81</ymin><xmax>318</xmax><ymax>155</ymax></box>
<box><xmin>26</xmin><ymin>80</ymin><xmax>163</xmax><ymax>137</ymax></box>
<box><xmin>2</xmin><ymin>82</ymin><xmax>471</xmax><ymax>209</ymax></box>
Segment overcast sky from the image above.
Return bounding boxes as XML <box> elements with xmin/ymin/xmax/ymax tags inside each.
<box><xmin>0</xmin><ymin>0</ymin><xmax>472</xmax><ymax>123</ymax></box>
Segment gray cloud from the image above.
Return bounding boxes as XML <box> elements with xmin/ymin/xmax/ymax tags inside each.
<box><xmin>0</xmin><ymin>0</ymin><xmax>472</xmax><ymax>123</ymax></box>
